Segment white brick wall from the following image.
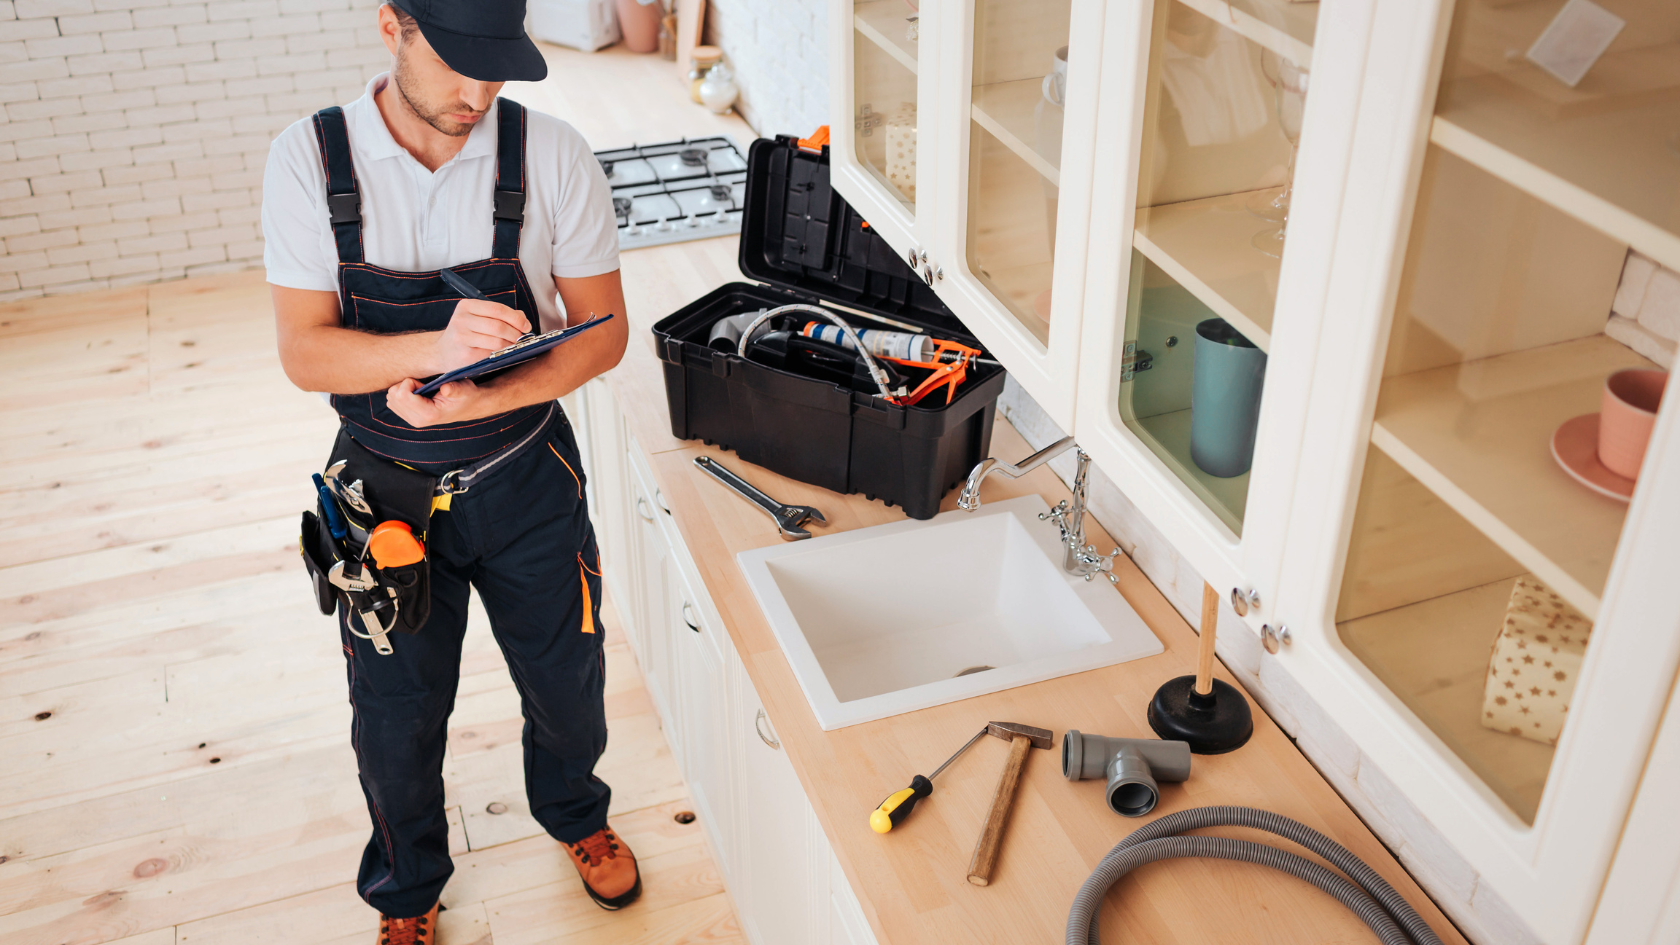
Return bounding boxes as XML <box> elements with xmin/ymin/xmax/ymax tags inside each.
<box><xmin>704</xmin><ymin>0</ymin><xmax>827</xmax><ymax>141</ymax></box>
<box><xmin>0</xmin><ymin>0</ymin><xmax>389</xmax><ymax>300</ymax></box>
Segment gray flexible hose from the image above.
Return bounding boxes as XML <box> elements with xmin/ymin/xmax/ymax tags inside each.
<box><xmin>1067</xmin><ymin>806</ymin><xmax>1445</xmax><ymax>945</ymax></box>
<box><xmin>734</xmin><ymin>303</ymin><xmax>899</xmax><ymax>401</ymax></box>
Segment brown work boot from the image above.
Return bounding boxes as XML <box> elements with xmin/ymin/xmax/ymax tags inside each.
<box><xmin>377</xmin><ymin>902</ymin><xmax>437</xmax><ymax>944</ymax></box>
<box><xmin>564</xmin><ymin>825</ymin><xmax>642</xmax><ymax>910</ymax></box>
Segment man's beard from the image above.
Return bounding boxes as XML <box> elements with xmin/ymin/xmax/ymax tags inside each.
<box><xmin>391</xmin><ymin>49</ymin><xmax>482</xmax><ymax>137</ymax></box>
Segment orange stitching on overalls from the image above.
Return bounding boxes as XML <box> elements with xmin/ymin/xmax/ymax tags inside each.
<box><xmin>347</xmin><ymin>290</ymin><xmax>516</xmax><ymax>308</ymax></box>
<box><xmin>548</xmin><ymin>442</ymin><xmax>582</xmax><ymax>499</ymax></box>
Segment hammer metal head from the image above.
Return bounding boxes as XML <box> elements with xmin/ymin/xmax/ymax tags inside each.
<box><xmin>986</xmin><ymin>721</ymin><xmax>1053</xmax><ymax>750</ymax></box>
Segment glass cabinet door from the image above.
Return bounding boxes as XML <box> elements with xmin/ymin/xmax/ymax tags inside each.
<box><xmin>1113</xmin><ymin>0</ymin><xmax>1320</xmax><ymax>538</ymax></box>
<box><xmin>833</xmin><ymin>0</ymin><xmax>931</xmax><ymax>252</ymax></box>
<box><xmin>961</xmin><ymin>0</ymin><xmax>1080</xmax><ymax>346</ymax></box>
<box><xmin>1333</xmin><ymin>0</ymin><xmax>1674</xmax><ymax>825</ymax></box>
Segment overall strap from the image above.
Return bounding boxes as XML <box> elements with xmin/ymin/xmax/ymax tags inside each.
<box><xmin>311</xmin><ymin>106</ymin><xmax>364</xmax><ymax>265</ymax></box>
<box><xmin>491</xmin><ymin>97</ymin><xmax>527</xmax><ymax>260</ymax></box>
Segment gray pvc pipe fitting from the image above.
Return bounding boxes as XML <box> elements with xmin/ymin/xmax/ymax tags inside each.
<box><xmin>1063</xmin><ymin>730</ymin><xmax>1193</xmax><ymax>817</ymax></box>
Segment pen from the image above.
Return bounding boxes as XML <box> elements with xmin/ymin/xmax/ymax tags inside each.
<box><xmin>441</xmin><ymin>267</ymin><xmax>535</xmax><ymax>343</ymax></box>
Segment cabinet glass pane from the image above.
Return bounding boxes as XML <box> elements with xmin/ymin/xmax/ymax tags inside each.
<box><xmin>852</xmin><ymin>2</ymin><xmax>920</xmax><ymax>210</ymax></box>
<box><xmin>963</xmin><ymin>0</ymin><xmax>1076</xmax><ymax>346</ymax></box>
<box><xmin>1116</xmin><ymin>0</ymin><xmax>1319</xmax><ymax>536</ymax></box>
<box><xmin>1336</xmin><ymin>6</ymin><xmax>1673</xmax><ymax>821</ymax></box>
<box><xmin>1434</xmin><ymin>0</ymin><xmax>1680</xmax><ymax>271</ymax></box>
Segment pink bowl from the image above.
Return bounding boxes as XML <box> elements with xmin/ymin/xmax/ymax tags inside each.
<box><xmin>1598</xmin><ymin>368</ymin><xmax>1668</xmax><ymax>480</ymax></box>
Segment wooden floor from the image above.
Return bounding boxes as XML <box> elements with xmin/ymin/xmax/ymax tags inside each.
<box><xmin>0</xmin><ymin>43</ymin><xmax>756</xmax><ymax>945</ymax></box>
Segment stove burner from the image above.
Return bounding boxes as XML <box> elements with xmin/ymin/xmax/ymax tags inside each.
<box><xmin>596</xmin><ymin>136</ymin><xmax>746</xmax><ymax>250</ymax></box>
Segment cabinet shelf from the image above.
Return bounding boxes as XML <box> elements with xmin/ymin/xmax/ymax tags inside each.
<box><xmin>1175</xmin><ymin>0</ymin><xmax>1314</xmax><ymax>67</ymax></box>
<box><xmin>854</xmin><ymin>0</ymin><xmax>919</xmax><ymax>75</ymax></box>
<box><xmin>1431</xmin><ymin>53</ymin><xmax>1680</xmax><ymax>275</ymax></box>
<box><xmin>1370</xmin><ymin>335</ymin><xmax>1654</xmax><ymax>621</ymax></box>
<box><xmin>971</xmin><ymin>78</ymin><xmax>1059</xmax><ymax>186</ymax></box>
<box><xmin>1133</xmin><ymin>190</ymin><xmax>1282</xmax><ymax>352</ymax></box>
<box><xmin>1339</xmin><ymin>576</ymin><xmax>1554</xmax><ymax>823</ymax></box>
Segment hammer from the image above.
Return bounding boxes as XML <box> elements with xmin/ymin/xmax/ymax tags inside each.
<box><xmin>966</xmin><ymin>721</ymin><xmax>1053</xmax><ymax>886</ymax></box>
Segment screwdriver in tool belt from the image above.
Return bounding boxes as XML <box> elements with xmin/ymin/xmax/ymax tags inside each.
<box><xmin>870</xmin><ymin>727</ymin><xmax>988</xmax><ymax>834</ymax></box>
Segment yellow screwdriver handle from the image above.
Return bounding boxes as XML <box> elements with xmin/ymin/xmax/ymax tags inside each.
<box><xmin>870</xmin><ymin>775</ymin><xmax>933</xmax><ymax>833</ymax></box>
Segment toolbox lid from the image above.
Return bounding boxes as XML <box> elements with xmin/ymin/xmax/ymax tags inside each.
<box><xmin>737</xmin><ymin>135</ymin><xmax>970</xmax><ymax>338</ymax></box>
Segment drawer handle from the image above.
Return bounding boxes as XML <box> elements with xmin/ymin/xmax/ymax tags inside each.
<box><xmin>754</xmin><ymin>708</ymin><xmax>780</xmax><ymax>750</ymax></box>
<box><xmin>636</xmin><ymin>496</ymin><xmax>655</xmax><ymax>522</ymax></box>
<box><xmin>682</xmin><ymin>601</ymin><xmax>700</xmax><ymax>632</ymax></box>
<box><xmin>655</xmin><ymin>489</ymin><xmax>671</xmax><ymax>514</ymax></box>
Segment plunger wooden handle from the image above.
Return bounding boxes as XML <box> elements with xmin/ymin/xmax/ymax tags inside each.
<box><xmin>1194</xmin><ymin>582</ymin><xmax>1219</xmax><ymax>696</ymax></box>
<box><xmin>967</xmin><ymin>734</ymin><xmax>1031</xmax><ymax>886</ymax></box>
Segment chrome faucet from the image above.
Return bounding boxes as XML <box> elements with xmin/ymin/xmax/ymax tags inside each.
<box><xmin>958</xmin><ymin>436</ymin><xmax>1120</xmax><ymax>583</ymax></box>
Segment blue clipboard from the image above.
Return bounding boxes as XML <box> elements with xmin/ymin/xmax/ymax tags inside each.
<box><xmin>413</xmin><ymin>313</ymin><xmax>616</xmax><ymax>397</ymax></box>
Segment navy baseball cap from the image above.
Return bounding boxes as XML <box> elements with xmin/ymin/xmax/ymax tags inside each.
<box><xmin>391</xmin><ymin>0</ymin><xmax>548</xmax><ymax>83</ymax></box>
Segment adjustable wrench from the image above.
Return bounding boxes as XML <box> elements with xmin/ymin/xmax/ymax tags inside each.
<box><xmin>328</xmin><ymin>560</ymin><xmax>395</xmax><ymax>655</ymax></box>
<box><xmin>694</xmin><ymin>455</ymin><xmax>826</xmax><ymax>541</ymax></box>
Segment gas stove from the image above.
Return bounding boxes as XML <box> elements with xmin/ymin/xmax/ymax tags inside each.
<box><xmin>595</xmin><ymin>135</ymin><xmax>748</xmax><ymax>251</ymax></box>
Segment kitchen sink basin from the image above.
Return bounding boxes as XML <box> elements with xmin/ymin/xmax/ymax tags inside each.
<box><xmin>737</xmin><ymin>494</ymin><xmax>1163</xmax><ymax>729</ymax></box>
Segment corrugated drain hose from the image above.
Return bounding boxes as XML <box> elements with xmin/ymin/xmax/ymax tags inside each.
<box><xmin>1067</xmin><ymin>806</ymin><xmax>1445</xmax><ymax>945</ymax></box>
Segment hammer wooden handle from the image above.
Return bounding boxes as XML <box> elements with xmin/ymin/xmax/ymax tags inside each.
<box><xmin>967</xmin><ymin>733</ymin><xmax>1031</xmax><ymax>886</ymax></box>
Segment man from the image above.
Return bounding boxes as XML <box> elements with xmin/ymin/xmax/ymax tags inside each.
<box><xmin>261</xmin><ymin>1</ymin><xmax>638</xmax><ymax>939</ymax></box>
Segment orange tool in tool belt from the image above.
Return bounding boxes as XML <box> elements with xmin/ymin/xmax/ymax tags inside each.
<box><xmin>368</xmin><ymin>521</ymin><xmax>426</xmax><ymax>569</ymax></box>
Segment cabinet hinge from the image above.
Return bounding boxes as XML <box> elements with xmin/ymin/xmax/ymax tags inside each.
<box><xmin>855</xmin><ymin>104</ymin><xmax>883</xmax><ymax>138</ymax></box>
<box><xmin>1120</xmin><ymin>342</ymin><xmax>1154</xmax><ymax>382</ymax></box>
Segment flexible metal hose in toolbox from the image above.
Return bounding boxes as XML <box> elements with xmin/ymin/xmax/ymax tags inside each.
<box><xmin>1066</xmin><ymin>806</ymin><xmax>1445</xmax><ymax>945</ymax></box>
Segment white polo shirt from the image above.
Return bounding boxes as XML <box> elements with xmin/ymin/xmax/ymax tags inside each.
<box><xmin>262</xmin><ymin>74</ymin><xmax>619</xmax><ymax>333</ymax></box>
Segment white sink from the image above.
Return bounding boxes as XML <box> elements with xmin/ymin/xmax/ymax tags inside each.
<box><xmin>737</xmin><ymin>494</ymin><xmax>1163</xmax><ymax>730</ymax></box>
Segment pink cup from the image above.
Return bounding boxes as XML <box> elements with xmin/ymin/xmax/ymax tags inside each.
<box><xmin>1599</xmin><ymin>368</ymin><xmax>1668</xmax><ymax>480</ymax></box>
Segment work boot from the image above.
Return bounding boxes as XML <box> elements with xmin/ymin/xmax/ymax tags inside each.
<box><xmin>377</xmin><ymin>902</ymin><xmax>437</xmax><ymax>945</ymax></box>
<box><xmin>564</xmin><ymin>825</ymin><xmax>642</xmax><ymax>910</ymax></box>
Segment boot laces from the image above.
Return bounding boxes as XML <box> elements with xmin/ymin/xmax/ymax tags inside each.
<box><xmin>571</xmin><ymin>829</ymin><xmax>620</xmax><ymax>866</ymax></box>
<box><xmin>380</xmin><ymin>912</ymin><xmax>430</xmax><ymax>945</ymax></box>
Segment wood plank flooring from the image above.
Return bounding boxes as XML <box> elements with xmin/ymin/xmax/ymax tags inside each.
<box><xmin>0</xmin><ymin>39</ymin><xmax>757</xmax><ymax>945</ymax></box>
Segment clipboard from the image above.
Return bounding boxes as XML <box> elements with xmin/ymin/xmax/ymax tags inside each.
<box><xmin>413</xmin><ymin>313</ymin><xmax>616</xmax><ymax>397</ymax></box>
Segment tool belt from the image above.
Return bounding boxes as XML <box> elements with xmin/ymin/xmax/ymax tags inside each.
<box><xmin>298</xmin><ymin>402</ymin><xmax>557</xmax><ymax>655</ymax></box>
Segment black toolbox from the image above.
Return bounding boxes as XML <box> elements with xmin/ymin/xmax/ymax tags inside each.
<box><xmin>651</xmin><ymin>135</ymin><xmax>1006</xmax><ymax>521</ymax></box>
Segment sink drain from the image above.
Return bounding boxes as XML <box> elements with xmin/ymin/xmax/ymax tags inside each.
<box><xmin>954</xmin><ymin>665</ymin><xmax>995</xmax><ymax>677</ymax></box>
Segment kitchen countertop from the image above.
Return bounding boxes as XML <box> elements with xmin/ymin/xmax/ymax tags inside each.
<box><xmin>607</xmin><ymin>230</ymin><xmax>1467</xmax><ymax>945</ymax></box>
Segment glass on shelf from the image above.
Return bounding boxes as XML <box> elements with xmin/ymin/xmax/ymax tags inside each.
<box><xmin>1113</xmin><ymin>0</ymin><xmax>1319</xmax><ymax>536</ymax></box>
<box><xmin>1334</xmin><ymin>118</ymin><xmax>1669</xmax><ymax>822</ymax></box>
<box><xmin>963</xmin><ymin>0</ymin><xmax>1075</xmax><ymax>346</ymax></box>
<box><xmin>1432</xmin><ymin>0</ymin><xmax>1680</xmax><ymax>272</ymax></box>
<box><xmin>852</xmin><ymin>0</ymin><xmax>921</xmax><ymax>209</ymax></box>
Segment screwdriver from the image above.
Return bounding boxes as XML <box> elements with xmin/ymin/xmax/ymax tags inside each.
<box><xmin>870</xmin><ymin>727</ymin><xmax>988</xmax><ymax>834</ymax></box>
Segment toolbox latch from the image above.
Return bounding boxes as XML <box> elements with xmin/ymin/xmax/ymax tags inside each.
<box><xmin>709</xmin><ymin>350</ymin><xmax>733</xmax><ymax>378</ymax></box>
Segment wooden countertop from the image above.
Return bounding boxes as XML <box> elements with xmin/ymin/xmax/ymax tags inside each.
<box><xmin>609</xmin><ymin>236</ymin><xmax>1466</xmax><ymax>945</ymax></box>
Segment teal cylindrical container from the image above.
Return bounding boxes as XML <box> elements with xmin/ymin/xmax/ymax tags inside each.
<box><xmin>1190</xmin><ymin>318</ymin><xmax>1266</xmax><ymax>478</ymax></box>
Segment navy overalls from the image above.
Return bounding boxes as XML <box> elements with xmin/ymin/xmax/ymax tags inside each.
<box><xmin>312</xmin><ymin>99</ymin><xmax>611</xmax><ymax>918</ymax></box>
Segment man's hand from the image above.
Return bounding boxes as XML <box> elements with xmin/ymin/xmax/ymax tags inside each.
<box><xmin>434</xmin><ymin>298</ymin><xmax>531</xmax><ymax>373</ymax></box>
<box><xmin>385</xmin><ymin>376</ymin><xmax>491</xmax><ymax>427</ymax></box>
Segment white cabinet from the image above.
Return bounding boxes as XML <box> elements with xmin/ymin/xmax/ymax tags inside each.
<box><xmin>828</xmin><ymin>0</ymin><xmax>1106</xmax><ymax>428</ymax></box>
<box><xmin>574</xmin><ymin>382</ymin><xmax>877</xmax><ymax>945</ymax></box>
<box><xmin>824</xmin><ymin>0</ymin><xmax>1680</xmax><ymax>941</ymax></box>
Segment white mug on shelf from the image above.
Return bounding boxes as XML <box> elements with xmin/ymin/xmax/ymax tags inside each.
<box><xmin>1041</xmin><ymin>45</ymin><xmax>1069</xmax><ymax>106</ymax></box>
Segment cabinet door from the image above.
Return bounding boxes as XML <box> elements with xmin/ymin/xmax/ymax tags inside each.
<box><xmin>1072</xmin><ymin>0</ymin><xmax>1342</xmax><ymax>620</ymax></box>
<box><xmin>1274</xmin><ymin>0</ymin><xmax>1680</xmax><ymax>939</ymax></box>
<box><xmin>583</xmin><ymin>379</ymin><xmax>635</xmax><ymax>613</ymax></box>
<box><xmin>728</xmin><ymin>647</ymin><xmax>827</xmax><ymax>945</ymax></box>
<box><xmin>829</xmin><ymin>851</ymin><xmax>881</xmax><ymax>945</ymax></box>
<box><xmin>919</xmin><ymin>0</ymin><xmax>1106</xmax><ymax>428</ymax></box>
<box><xmin>670</xmin><ymin>559</ymin><xmax>735</xmax><ymax>878</ymax></box>
<box><xmin>629</xmin><ymin>470</ymin><xmax>675</xmax><ymax>730</ymax></box>
<box><xmin>829</xmin><ymin>0</ymin><xmax>939</xmax><ymax>259</ymax></box>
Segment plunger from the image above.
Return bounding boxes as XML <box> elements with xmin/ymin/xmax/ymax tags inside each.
<box><xmin>1147</xmin><ymin>583</ymin><xmax>1253</xmax><ymax>754</ymax></box>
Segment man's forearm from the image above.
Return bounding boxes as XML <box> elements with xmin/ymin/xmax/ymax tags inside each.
<box><xmin>282</xmin><ymin>323</ymin><xmax>444</xmax><ymax>395</ymax></box>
